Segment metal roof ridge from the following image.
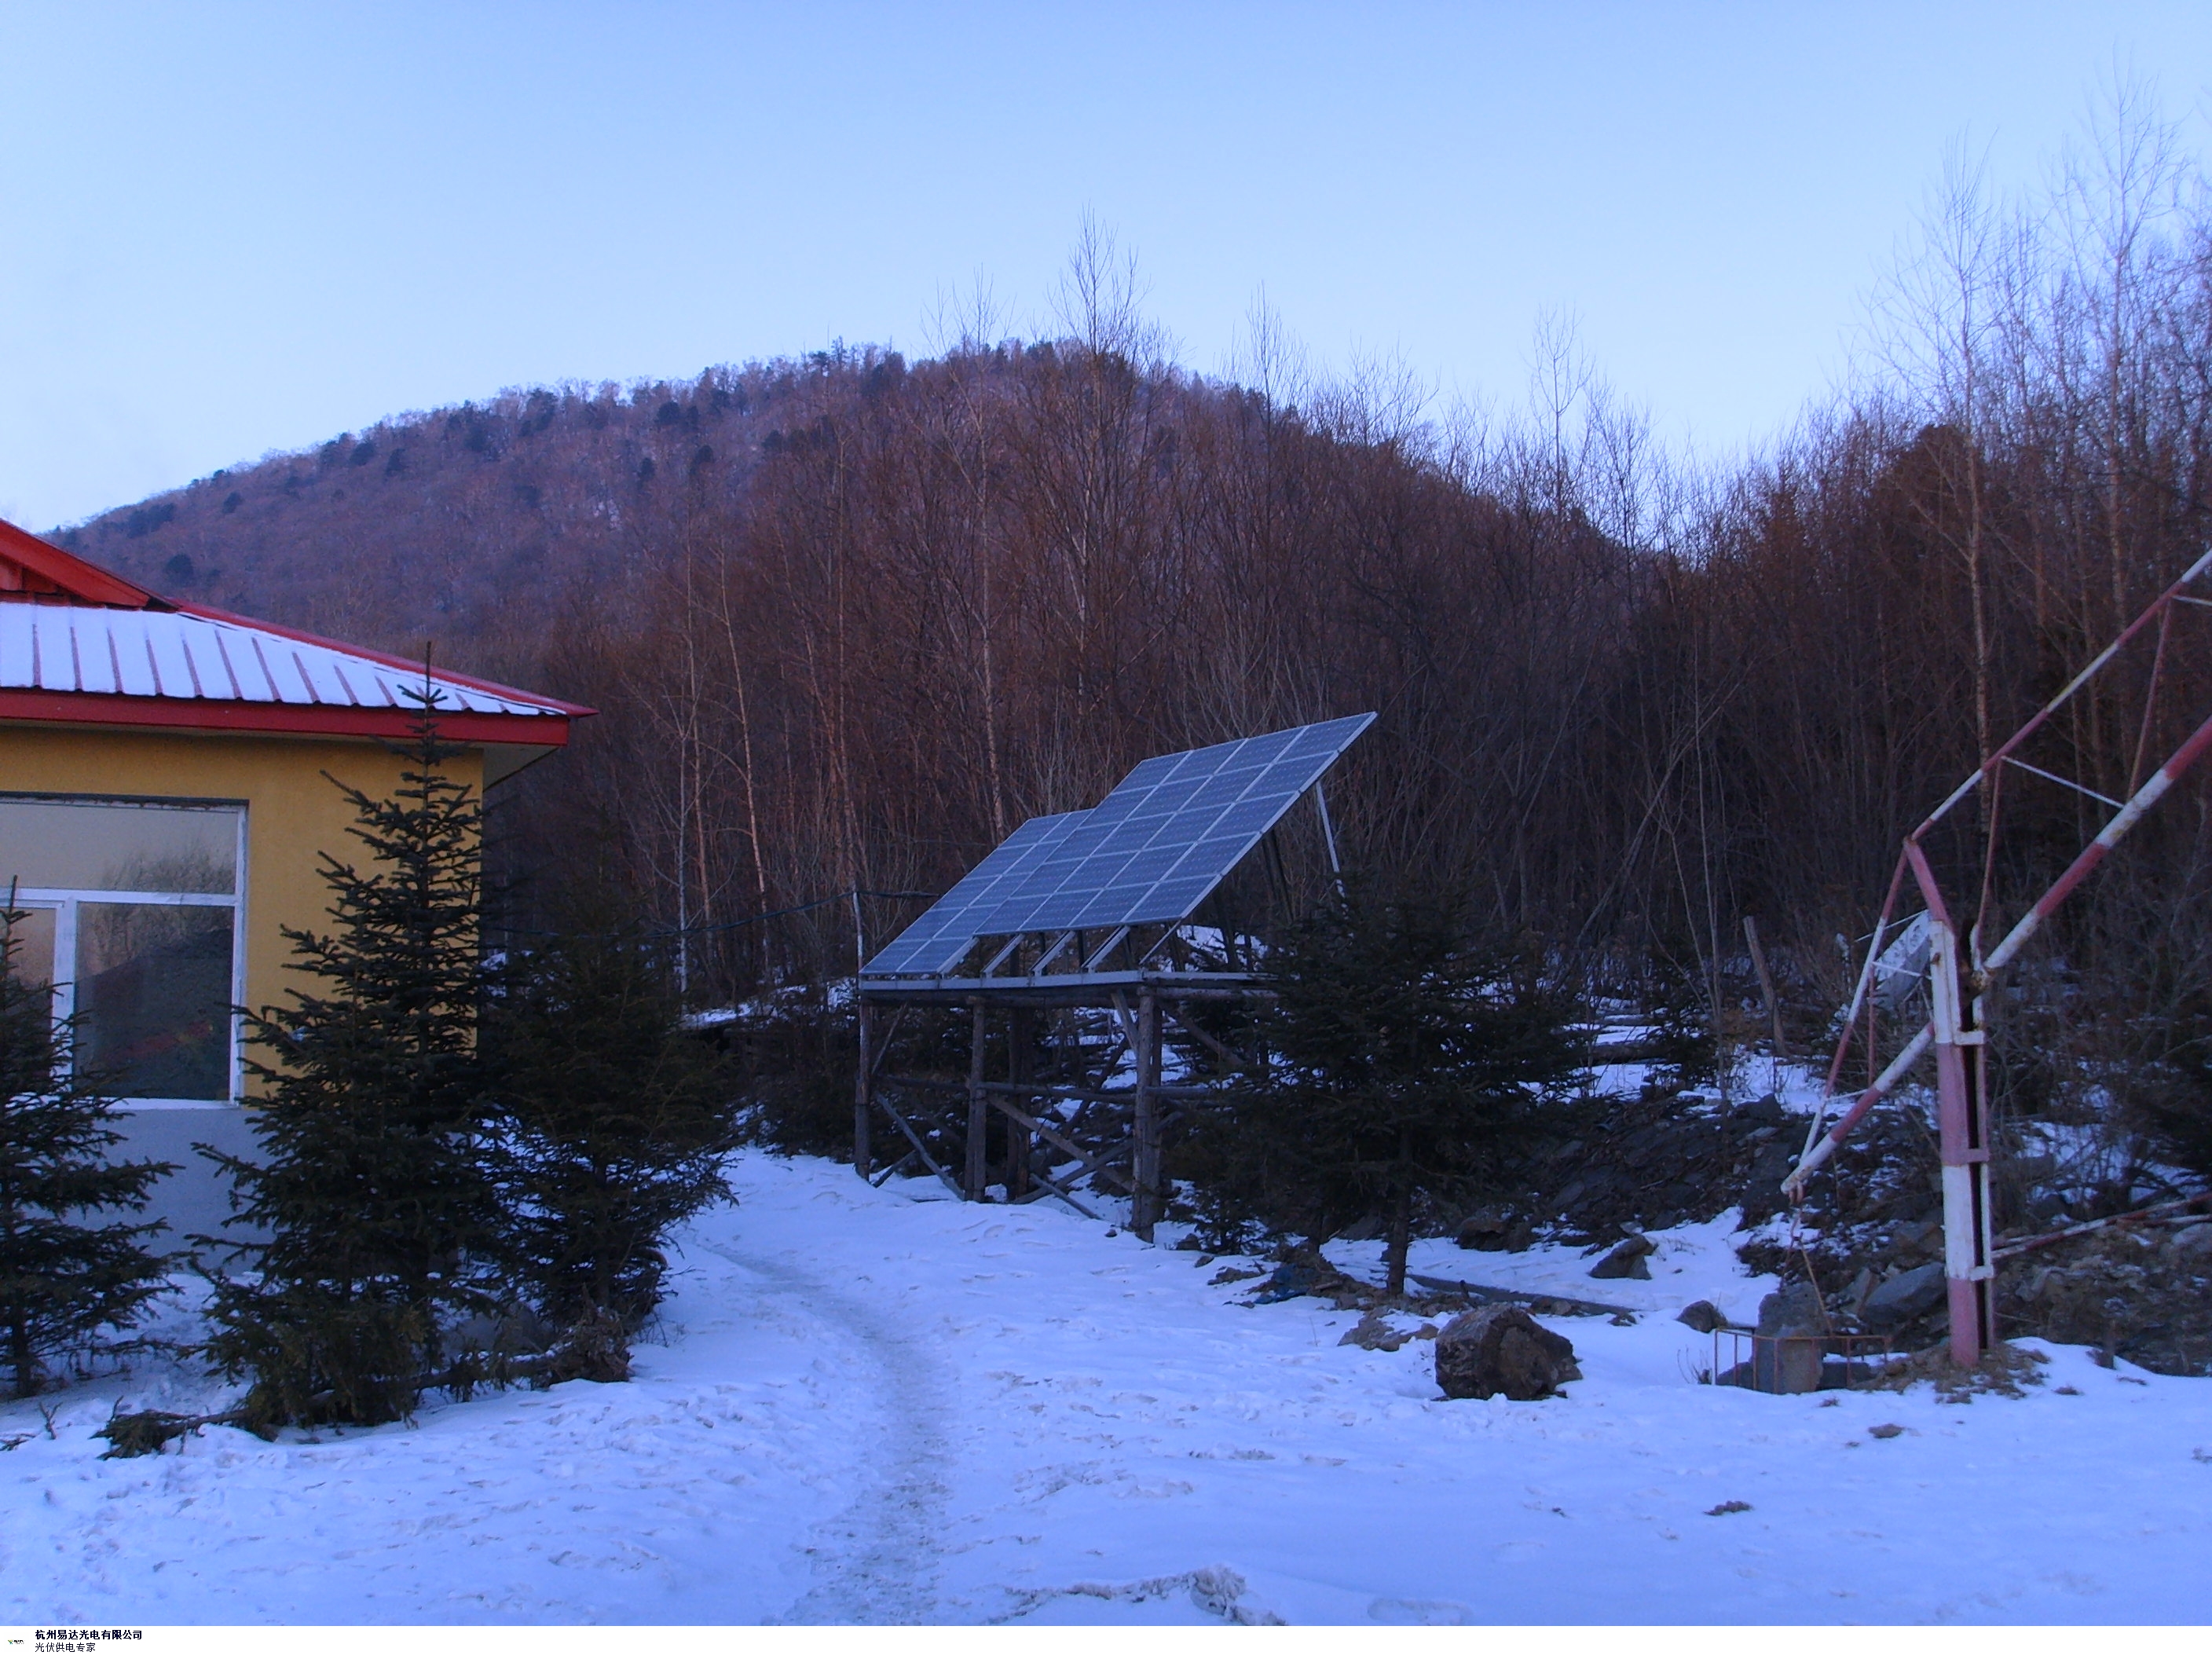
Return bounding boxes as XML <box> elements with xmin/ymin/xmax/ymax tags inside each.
<box><xmin>171</xmin><ymin>600</ymin><xmax>597</xmax><ymax>718</ymax></box>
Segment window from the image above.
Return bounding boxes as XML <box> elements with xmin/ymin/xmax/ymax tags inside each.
<box><xmin>0</xmin><ymin>796</ymin><xmax>245</xmax><ymax>1105</ymax></box>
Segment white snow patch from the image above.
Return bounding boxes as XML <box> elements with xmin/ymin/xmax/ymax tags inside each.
<box><xmin>5</xmin><ymin>1152</ymin><xmax>2210</xmax><ymax>1624</ymax></box>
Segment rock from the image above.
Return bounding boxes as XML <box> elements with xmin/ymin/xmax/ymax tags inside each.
<box><xmin>1881</xmin><ymin>1220</ymin><xmax>1940</xmax><ymax>1263</ymax></box>
<box><xmin>1434</xmin><ymin>1306</ymin><xmax>1582</xmax><ymax>1401</ymax></box>
<box><xmin>1589</xmin><ymin>1233</ymin><xmax>1655</xmax><ymax>1280</ymax></box>
<box><xmin>2172</xmin><ymin>1223</ymin><xmax>2212</xmax><ymax>1258</ymax></box>
<box><xmin>1863</xmin><ymin>1262</ymin><xmax>1946</xmax><ymax>1328</ymax></box>
<box><xmin>1756</xmin><ymin>1282</ymin><xmax>1822</xmax><ymax>1335</ymax></box>
<box><xmin>1455</xmin><ymin>1208</ymin><xmax>1511</xmax><ymax>1251</ymax></box>
<box><xmin>1840</xmin><ymin>1265</ymin><xmax>1877</xmax><ymax>1314</ymax></box>
<box><xmin>1753</xmin><ymin>1282</ymin><xmax>1825</xmax><ymax>1394</ymax></box>
<box><xmin>1740</xmin><ymin>1143</ymin><xmax>1800</xmax><ymax>1223</ymax></box>
<box><xmin>1740</xmin><ymin>1094</ymin><xmax>1788</xmax><ymax>1126</ymax></box>
<box><xmin>1339</xmin><ymin>1310</ymin><xmax>1409</xmax><ymax>1352</ymax></box>
<box><xmin>1677</xmin><ymin>1299</ymin><xmax>1727</xmax><ymax>1333</ymax></box>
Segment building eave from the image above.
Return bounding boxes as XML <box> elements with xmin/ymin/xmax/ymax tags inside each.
<box><xmin>0</xmin><ymin>688</ymin><xmax>573</xmax><ymax>746</ymax></box>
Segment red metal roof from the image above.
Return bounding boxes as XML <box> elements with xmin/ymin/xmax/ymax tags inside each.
<box><xmin>0</xmin><ymin>516</ymin><xmax>592</xmax><ymax>745</ymax></box>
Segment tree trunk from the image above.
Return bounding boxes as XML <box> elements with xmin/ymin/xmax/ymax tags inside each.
<box><xmin>1384</xmin><ymin>1152</ymin><xmax>1413</xmax><ymax>1298</ymax></box>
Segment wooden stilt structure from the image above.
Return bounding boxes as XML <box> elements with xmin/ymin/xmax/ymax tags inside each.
<box><xmin>852</xmin><ymin>715</ymin><xmax>1375</xmax><ymax>1229</ymax></box>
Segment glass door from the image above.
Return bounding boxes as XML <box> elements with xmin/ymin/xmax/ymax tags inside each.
<box><xmin>0</xmin><ymin>797</ymin><xmax>245</xmax><ymax>1104</ymax></box>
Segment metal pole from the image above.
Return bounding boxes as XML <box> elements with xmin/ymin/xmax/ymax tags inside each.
<box><xmin>1908</xmin><ymin>840</ymin><xmax>1996</xmax><ymax>1366</ymax></box>
<box><xmin>1311</xmin><ymin>782</ymin><xmax>1343</xmax><ymax>888</ymax></box>
<box><xmin>1131</xmin><ymin>988</ymin><xmax>1161</xmax><ymax>1240</ymax></box>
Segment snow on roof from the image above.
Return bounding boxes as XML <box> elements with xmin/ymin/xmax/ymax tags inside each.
<box><xmin>0</xmin><ymin>601</ymin><xmax>563</xmax><ymax>717</ymax></box>
<box><xmin>0</xmin><ymin>515</ymin><xmax>590</xmax><ymax>741</ymax></box>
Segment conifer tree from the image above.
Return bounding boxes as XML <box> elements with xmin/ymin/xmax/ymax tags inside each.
<box><xmin>486</xmin><ymin>918</ymin><xmax>737</xmax><ymax>1332</ymax></box>
<box><xmin>1228</xmin><ymin>881</ymin><xmax>1588</xmax><ymax>1295</ymax></box>
<box><xmin>0</xmin><ymin>906</ymin><xmax>176</xmax><ymax>1398</ymax></box>
<box><xmin>200</xmin><ymin>700</ymin><xmax>494</xmax><ymax>1428</ymax></box>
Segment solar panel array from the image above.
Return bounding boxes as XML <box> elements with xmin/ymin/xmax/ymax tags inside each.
<box><xmin>859</xmin><ymin>811</ymin><xmax>1088</xmax><ymax>976</ymax></box>
<box><xmin>862</xmin><ymin>712</ymin><xmax>1374</xmax><ymax>977</ymax></box>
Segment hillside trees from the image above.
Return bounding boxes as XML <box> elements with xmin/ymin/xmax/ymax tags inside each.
<box><xmin>64</xmin><ymin>101</ymin><xmax>2212</xmax><ymax>1133</ymax></box>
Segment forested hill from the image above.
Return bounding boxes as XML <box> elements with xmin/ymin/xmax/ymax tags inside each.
<box><xmin>49</xmin><ymin>191</ymin><xmax>2212</xmax><ymax>1109</ymax></box>
<box><xmin>49</xmin><ymin>360</ymin><xmax>847</xmax><ymax>700</ymax></box>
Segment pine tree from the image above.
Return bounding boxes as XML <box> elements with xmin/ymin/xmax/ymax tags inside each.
<box><xmin>486</xmin><ymin>918</ymin><xmax>737</xmax><ymax>1333</ymax></box>
<box><xmin>1228</xmin><ymin>881</ymin><xmax>1588</xmax><ymax>1296</ymax></box>
<box><xmin>0</xmin><ymin>906</ymin><xmax>176</xmax><ymax>1398</ymax></box>
<box><xmin>200</xmin><ymin>701</ymin><xmax>494</xmax><ymax>1428</ymax></box>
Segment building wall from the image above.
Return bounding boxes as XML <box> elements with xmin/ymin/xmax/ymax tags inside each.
<box><xmin>0</xmin><ymin>722</ymin><xmax>488</xmax><ymax>1237</ymax></box>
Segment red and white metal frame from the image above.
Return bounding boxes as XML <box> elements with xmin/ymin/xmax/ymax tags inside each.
<box><xmin>1785</xmin><ymin>546</ymin><xmax>2212</xmax><ymax>1365</ymax></box>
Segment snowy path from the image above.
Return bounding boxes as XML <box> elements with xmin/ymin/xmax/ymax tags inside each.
<box><xmin>8</xmin><ymin>1150</ymin><xmax>2212</xmax><ymax>1624</ymax></box>
<box><xmin>699</xmin><ymin>1243</ymin><xmax>953</xmax><ymax>1623</ymax></box>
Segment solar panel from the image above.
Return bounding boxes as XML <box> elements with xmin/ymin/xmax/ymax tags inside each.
<box><xmin>859</xmin><ymin>712</ymin><xmax>1375</xmax><ymax>977</ymax></box>
<box><xmin>860</xmin><ymin>811</ymin><xmax>1089</xmax><ymax>976</ymax></box>
<box><xmin>980</xmin><ymin>712</ymin><xmax>1374</xmax><ymax>936</ymax></box>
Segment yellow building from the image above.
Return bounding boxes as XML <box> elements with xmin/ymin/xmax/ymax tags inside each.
<box><xmin>0</xmin><ymin>517</ymin><xmax>589</xmax><ymax>1234</ymax></box>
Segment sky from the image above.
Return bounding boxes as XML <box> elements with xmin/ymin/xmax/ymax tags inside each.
<box><xmin>1</xmin><ymin>2</ymin><xmax>2207</xmax><ymax>530</ymax></box>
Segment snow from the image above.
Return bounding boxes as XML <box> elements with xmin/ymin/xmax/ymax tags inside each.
<box><xmin>8</xmin><ymin>1152</ymin><xmax>2212</xmax><ymax>1625</ymax></box>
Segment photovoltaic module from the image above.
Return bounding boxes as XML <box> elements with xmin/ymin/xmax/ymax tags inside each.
<box><xmin>861</xmin><ymin>712</ymin><xmax>1373</xmax><ymax>977</ymax></box>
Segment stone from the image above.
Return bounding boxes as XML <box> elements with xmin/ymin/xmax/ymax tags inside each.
<box><xmin>1756</xmin><ymin>1282</ymin><xmax>1822</xmax><ymax>1335</ymax></box>
<box><xmin>1676</xmin><ymin>1299</ymin><xmax>1727</xmax><ymax>1333</ymax></box>
<box><xmin>1881</xmin><ymin>1220</ymin><xmax>1940</xmax><ymax>1263</ymax></box>
<box><xmin>1740</xmin><ymin>1143</ymin><xmax>1800</xmax><ymax>1223</ymax></box>
<box><xmin>1588</xmin><ymin>1234</ymin><xmax>1655</xmax><ymax>1280</ymax></box>
<box><xmin>1339</xmin><ymin>1310</ymin><xmax>1409</xmax><ymax>1352</ymax></box>
<box><xmin>1841</xmin><ymin>1265</ymin><xmax>1877</xmax><ymax>1313</ymax></box>
<box><xmin>1863</xmin><ymin>1262</ymin><xmax>1946</xmax><ymax>1329</ymax></box>
<box><xmin>1434</xmin><ymin>1305</ymin><xmax>1582</xmax><ymax>1401</ymax></box>
<box><xmin>1455</xmin><ymin>1208</ymin><xmax>1511</xmax><ymax>1251</ymax></box>
<box><xmin>1752</xmin><ymin>1282</ymin><xmax>1826</xmax><ymax>1394</ymax></box>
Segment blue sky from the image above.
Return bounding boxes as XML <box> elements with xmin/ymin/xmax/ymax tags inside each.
<box><xmin>2</xmin><ymin>2</ymin><xmax>2207</xmax><ymax>529</ymax></box>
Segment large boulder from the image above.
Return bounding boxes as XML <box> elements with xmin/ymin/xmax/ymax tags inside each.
<box><xmin>1434</xmin><ymin>1305</ymin><xmax>1582</xmax><ymax>1401</ymax></box>
<box><xmin>1863</xmin><ymin>1262</ymin><xmax>1946</xmax><ymax>1329</ymax></box>
<box><xmin>1588</xmin><ymin>1233</ymin><xmax>1654</xmax><ymax>1280</ymax></box>
<box><xmin>1676</xmin><ymin>1299</ymin><xmax>1727</xmax><ymax>1333</ymax></box>
<box><xmin>1455</xmin><ymin>1207</ymin><xmax>1511</xmax><ymax>1251</ymax></box>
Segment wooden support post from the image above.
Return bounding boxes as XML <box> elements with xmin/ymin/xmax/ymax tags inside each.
<box><xmin>965</xmin><ymin>1002</ymin><xmax>989</xmax><ymax>1202</ymax></box>
<box><xmin>854</xmin><ymin>999</ymin><xmax>874</xmax><ymax>1180</ymax></box>
<box><xmin>1007</xmin><ymin>1009</ymin><xmax>1035</xmax><ymax>1200</ymax></box>
<box><xmin>1131</xmin><ymin>987</ymin><xmax>1162</xmax><ymax>1240</ymax></box>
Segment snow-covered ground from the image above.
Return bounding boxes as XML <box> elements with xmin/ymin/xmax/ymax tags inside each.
<box><xmin>8</xmin><ymin>1151</ymin><xmax>2212</xmax><ymax>1625</ymax></box>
